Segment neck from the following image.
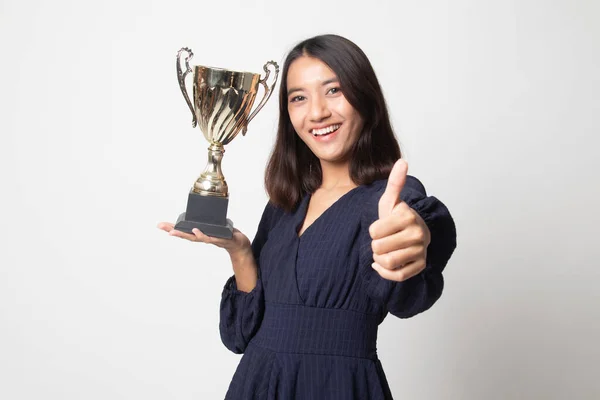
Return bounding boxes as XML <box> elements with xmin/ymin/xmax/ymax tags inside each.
<box><xmin>319</xmin><ymin>159</ymin><xmax>355</xmax><ymax>190</ymax></box>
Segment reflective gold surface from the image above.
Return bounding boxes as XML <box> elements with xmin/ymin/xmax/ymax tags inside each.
<box><xmin>177</xmin><ymin>47</ymin><xmax>279</xmax><ymax>197</ymax></box>
<box><xmin>193</xmin><ymin>143</ymin><xmax>228</xmax><ymax>196</ymax></box>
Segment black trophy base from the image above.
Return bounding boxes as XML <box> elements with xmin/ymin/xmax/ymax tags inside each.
<box><xmin>174</xmin><ymin>190</ymin><xmax>234</xmax><ymax>239</ymax></box>
<box><xmin>175</xmin><ymin>212</ymin><xmax>234</xmax><ymax>239</ymax></box>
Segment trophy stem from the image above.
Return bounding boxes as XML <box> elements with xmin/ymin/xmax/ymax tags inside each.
<box><xmin>193</xmin><ymin>143</ymin><xmax>228</xmax><ymax>197</ymax></box>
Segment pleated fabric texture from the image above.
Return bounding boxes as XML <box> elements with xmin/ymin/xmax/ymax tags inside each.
<box><xmin>219</xmin><ymin>176</ymin><xmax>457</xmax><ymax>399</ymax></box>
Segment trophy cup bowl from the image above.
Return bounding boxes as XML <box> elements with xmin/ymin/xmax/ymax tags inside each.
<box><xmin>173</xmin><ymin>47</ymin><xmax>279</xmax><ymax>238</ymax></box>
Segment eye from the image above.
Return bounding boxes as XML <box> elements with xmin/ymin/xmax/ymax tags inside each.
<box><xmin>289</xmin><ymin>95</ymin><xmax>306</xmax><ymax>103</ymax></box>
<box><xmin>327</xmin><ymin>87</ymin><xmax>341</xmax><ymax>95</ymax></box>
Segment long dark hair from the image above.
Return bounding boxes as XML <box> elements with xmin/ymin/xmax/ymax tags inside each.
<box><xmin>265</xmin><ymin>34</ymin><xmax>401</xmax><ymax>212</ymax></box>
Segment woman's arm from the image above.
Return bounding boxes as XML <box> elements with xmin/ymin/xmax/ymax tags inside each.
<box><xmin>360</xmin><ymin>174</ymin><xmax>457</xmax><ymax>318</ymax></box>
<box><xmin>158</xmin><ymin>202</ymin><xmax>277</xmax><ymax>353</ymax></box>
<box><xmin>229</xmin><ymin>247</ymin><xmax>258</xmax><ymax>293</ymax></box>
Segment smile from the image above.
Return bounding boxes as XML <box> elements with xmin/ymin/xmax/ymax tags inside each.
<box><xmin>311</xmin><ymin>124</ymin><xmax>341</xmax><ymax>137</ymax></box>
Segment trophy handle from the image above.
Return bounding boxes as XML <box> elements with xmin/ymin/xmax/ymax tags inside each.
<box><xmin>176</xmin><ymin>47</ymin><xmax>197</xmax><ymax>128</ymax></box>
<box><xmin>243</xmin><ymin>60</ymin><xmax>280</xmax><ymax>135</ymax></box>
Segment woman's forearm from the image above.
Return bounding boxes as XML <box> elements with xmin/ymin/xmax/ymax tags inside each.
<box><xmin>229</xmin><ymin>248</ymin><xmax>258</xmax><ymax>293</ymax></box>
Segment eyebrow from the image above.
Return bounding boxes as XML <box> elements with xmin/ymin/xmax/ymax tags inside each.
<box><xmin>287</xmin><ymin>77</ymin><xmax>339</xmax><ymax>97</ymax></box>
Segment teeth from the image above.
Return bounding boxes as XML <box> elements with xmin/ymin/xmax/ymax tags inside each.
<box><xmin>311</xmin><ymin>124</ymin><xmax>341</xmax><ymax>136</ymax></box>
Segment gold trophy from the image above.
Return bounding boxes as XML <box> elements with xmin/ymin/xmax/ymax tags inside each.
<box><xmin>174</xmin><ymin>47</ymin><xmax>279</xmax><ymax>238</ymax></box>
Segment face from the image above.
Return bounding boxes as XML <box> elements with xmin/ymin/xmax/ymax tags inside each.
<box><xmin>286</xmin><ymin>56</ymin><xmax>364</xmax><ymax>165</ymax></box>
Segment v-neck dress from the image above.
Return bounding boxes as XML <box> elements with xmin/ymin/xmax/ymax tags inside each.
<box><xmin>219</xmin><ymin>176</ymin><xmax>457</xmax><ymax>400</ymax></box>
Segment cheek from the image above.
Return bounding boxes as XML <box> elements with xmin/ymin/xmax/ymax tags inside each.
<box><xmin>347</xmin><ymin>117</ymin><xmax>364</xmax><ymax>143</ymax></box>
<box><xmin>335</xmin><ymin>101</ymin><xmax>360</xmax><ymax>125</ymax></box>
<box><xmin>346</xmin><ymin>109</ymin><xmax>364</xmax><ymax>133</ymax></box>
<box><xmin>287</xmin><ymin>108</ymin><xmax>304</xmax><ymax>133</ymax></box>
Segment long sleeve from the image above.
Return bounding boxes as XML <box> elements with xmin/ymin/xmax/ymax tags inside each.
<box><xmin>219</xmin><ymin>202</ymin><xmax>275</xmax><ymax>354</ymax></box>
<box><xmin>359</xmin><ymin>176</ymin><xmax>457</xmax><ymax>319</ymax></box>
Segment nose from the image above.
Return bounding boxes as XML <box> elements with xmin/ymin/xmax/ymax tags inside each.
<box><xmin>309</xmin><ymin>95</ymin><xmax>331</xmax><ymax>122</ymax></box>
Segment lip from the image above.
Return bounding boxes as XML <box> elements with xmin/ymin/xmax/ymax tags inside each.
<box><xmin>310</xmin><ymin>124</ymin><xmax>342</xmax><ymax>142</ymax></box>
<box><xmin>310</xmin><ymin>123</ymin><xmax>342</xmax><ymax>131</ymax></box>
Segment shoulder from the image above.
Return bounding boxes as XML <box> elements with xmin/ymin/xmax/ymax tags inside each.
<box><xmin>362</xmin><ymin>175</ymin><xmax>427</xmax><ymax>199</ymax></box>
<box><xmin>259</xmin><ymin>200</ymin><xmax>286</xmax><ymax>230</ymax></box>
<box><xmin>404</xmin><ymin>175</ymin><xmax>427</xmax><ymax>195</ymax></box>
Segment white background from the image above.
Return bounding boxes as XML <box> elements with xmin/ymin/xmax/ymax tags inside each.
<box><xmin>1</xmin><ymin>0</ymin><xmax>599</xmax><ymax>398</ymax></box>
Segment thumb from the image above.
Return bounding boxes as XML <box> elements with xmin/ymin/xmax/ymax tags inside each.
<box><xmin>378</xmin><ymin>159</ymin><xmax>408</xmax><ymax>218</ymax></box>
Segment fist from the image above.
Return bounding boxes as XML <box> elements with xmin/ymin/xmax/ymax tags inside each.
<box><xmin>369</xmin><ymin>160</ymin><xmax>431</xmax><ymax>282</ymax></box>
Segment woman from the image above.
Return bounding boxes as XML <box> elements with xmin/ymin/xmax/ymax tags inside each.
<box><xmin>159</xmin><ymin>34</ymin><xmax>457</xmax><ymax>400</ymax></box>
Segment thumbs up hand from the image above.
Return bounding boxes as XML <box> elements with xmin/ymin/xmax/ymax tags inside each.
<box><xmin>369</xmin><ymin>159</ymin><xmax>431</xmax><ymax>282</ymax></box>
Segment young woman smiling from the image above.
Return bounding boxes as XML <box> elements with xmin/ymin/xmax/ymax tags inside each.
<box><xmin>159</xmin><ymin>34</ymin><xmax>457</xmax><ymax>400</ymax></box>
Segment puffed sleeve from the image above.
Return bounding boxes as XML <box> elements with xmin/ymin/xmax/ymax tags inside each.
<box><xmin>219</xmin><ymin>202</ymin><xmax>275</xmax><ymax>353</ymax></box>
<box><xmin>359</xmin><ymin>176</ymin><xmax>457</xmax><ymax>319</ymax></box>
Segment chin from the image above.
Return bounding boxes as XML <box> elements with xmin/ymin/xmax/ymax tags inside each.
<box><xmin>315</xmin><ymin>154</ymin><xmax>349</xmax><ymax>164</ymax></box>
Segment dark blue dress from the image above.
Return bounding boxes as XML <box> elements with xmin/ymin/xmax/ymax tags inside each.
<box><xmin>220</xmin><ymin>176</ymin><xmax>457</xmax><ymax>399</ymax></box>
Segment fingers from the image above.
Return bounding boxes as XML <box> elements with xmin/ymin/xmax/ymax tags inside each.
<box><xmin>378</xmin><ymin>159</ymin><xmax>408</xmax><ymax>218</ymax></box>
<box><xmin>158</xmin><ymin>221</ymin><xmax>209</xmax><ymax>241</ymax></box>
<box><xmin>369</xmin><ymin>203</ymin><xmax>416</xmax><ymax>239</ymax></box>
<box><xmin>168</xmin><ymin>228</ymin><xmax>201</xmax><ymax>241</ymax></box>
<box><xmin>191</xmin><ymin>228</ymin><xmax>227</xmax><ymax>245</ymax></box>
<box><xmin>158</xmin><ymin>220</ymin><xmax>242</xmax><ymax>249</ymax></box>
<box><xmin>372</xmin><ymin>246</ymin><xmax>424</xmax><ymax>271</ymax></box>
<box><xmin>157</xmin><ymin>222</ymin><xmax>175</xmax><ymax>232</ymax></box>
<box><xmin>371</xmin><ymin>259</ymin><xmax>425</xmax><ymax>282</ymax></box>
<box><xmin>371</xmin><ymin>227</ymin><xmax>424</xmax><ymax>255</ymax></box>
